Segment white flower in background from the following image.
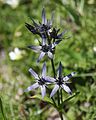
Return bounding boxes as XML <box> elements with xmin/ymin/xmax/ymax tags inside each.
<box><xmin>93</xmin><ymin>46</ymin><xmax>96</xmax><ymax>52</ymax></box>
<box><xmin>9</xmin><ymin>48</ymin><xmax>26</xmax><ymax>60</ymax></box>
<box><xmin>4</xmin><ymin>0</ymin><xmax>19</xmax><ymax>8</ymax></box>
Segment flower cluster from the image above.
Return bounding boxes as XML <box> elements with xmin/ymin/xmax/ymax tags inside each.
<box><xmin>25</xmin><ymin>8</ymin><xmax>76</xmax><ymax>98</ymax></box>
<box><xmin>25</xmin><ymin>62</ymin><xmax>76</xmax><ymax>98</ymax></box>
<box><xmin>25</xmin><ymin>8</ymin><xmax>65</xmax><ymax>62</ymax></box>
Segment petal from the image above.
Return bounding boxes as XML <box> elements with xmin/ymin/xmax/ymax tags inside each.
<box><xmin>42</xmin><ymin>8</ymin><xmax>47</xmax><ymax>25</ymax></box>
<box><xmin>41</xmin><ymin>85</ymin><xmax>46</xmax><ymax>98</ymax></box>
<box><xmin>51</xmin><ymin>40</ymin><xmax>62</xmax><ymax>48</ymax></box>
<box><xmin>63</xmin><ymin>72</ymin><xmax>76</xmax><ymax>81</ymax></box>
<box><xmin>57</xmin><ymin>30</ymin><xmax>67</xmax><ymax>39</ymax></box>
<box><xmin>42</xmin><ymin>62</ymin><xmax>46</xmax><ymax>77</ymax></box>
<box><xmin>42</xmin><ymin>37</ymin><xmax>46</xmax><ymax>46</ymax></box>
<box><xmin>47</xmin><ymin>51</ymin><xmax>53</xmax><ymax>59</ymax></box>
<box><xmin>31</xmin><ymin>18</ymin><xmax>39</xmax><ymax>27</ymax></box>
<box><xmin>28</xmin><ymin>45</ymin><xmax>41</xmax><ymax>52</ymax></box>
<box><xmin>61</xmin><ymin>84</ymin><xmax>72</xmax><ymax>94</ymax></box>
<box><xmin>44</xmin><ymin>76</ymin><xmax>56</xmax><ymax>83</ymax></box>
<box><xmin>29</xmin><ymin>68</ymin><xmax>39</xmax><ymax>79</ymax></box>
<box><xmin>50</xmin><ymin>84</ymin><xmax>59</xmax><ymax>98</ymax></box>
<box><xmin>25</xmin><ymin>23</ymin><xmax>36</xmax><ymax>33</ymax></box>
<box><xmin>37</xmin><ymin>52</ymin><xmax>45</xmax><ymax>62</ymax></box>
<box><xmin>24</xmin><ymin>83</ymin><xmax>39</xmax><ymax>92</ymax></box>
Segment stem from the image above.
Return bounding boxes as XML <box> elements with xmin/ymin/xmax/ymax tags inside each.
<box><xmin>51</xmin><ymin>97</ymin><xmax>57</xmax><ymax>108</ymax></box>
<box><xmin>51</xmin><ymin>59</ymin><xmax>56</xmax><ymax>78</ymax></box>
<box><xmin>61</xmin><ymin>88</ymin><xmax>63</xmax><ymax>104</ymax></box>
<box><xmin>57</xmin><ymin>90</ymin><xmax>60</xmax><ymax>105</ymax></box>
<box><xmin>59</xmin><ymin>112</ymin><xmax>63</xmax><ymax>120</ymax></box>
<box><xmin>51</xmin><ymin>59</ymin><xmax>60</xmax><ymax>107</ymax></box>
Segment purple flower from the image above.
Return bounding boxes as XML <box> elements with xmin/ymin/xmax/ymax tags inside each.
<box><xmin>25</xmin><ymin>62</ymin><xmax>55</xmax><ymax>98</ymax></box>
<box><xmin>50</xmin><ymin>62</ymin><xmax>76</xmax><ymax>98</ymax></box>
<box><xmin>25</xmin><ymin>8</ymin><xmax>53</xmax><ymax>36</ymax></box>
<box><xmin>28</xmin><ymin>37</ymin><xmax>61</xmax><ymax>62</ymax></box>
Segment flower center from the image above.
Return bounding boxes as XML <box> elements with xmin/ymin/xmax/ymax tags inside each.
<box><xmin>42</xmin><ymin>45</ymin><xmax>50</xmax><ymax>52</ymax></box>
<box><xmin>56</xmin><ymin>77</ymin><xmax>63</xmax><ymax>85</ymax></box>
<box><xmin>38</xmin><ymin>77</ymin><xmax>45</xmax><ymax>85</ymax></box>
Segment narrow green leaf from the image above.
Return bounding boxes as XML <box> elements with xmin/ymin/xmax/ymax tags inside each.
<box><xmin>59</xmin><ymin>91</ymin><xmax>80</xmax><ymax>108</ymax></box>
<box><xmin>0</xmin><ymin>98</ymin><xmax>6</xmax><ymax>120</ymax></box>
<box><xmin>29</xmin><ymin>95</ymin><xmax>55</xmax><ymax>106</ymax></box>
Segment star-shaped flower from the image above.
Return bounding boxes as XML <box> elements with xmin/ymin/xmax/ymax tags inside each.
<box><xmin>25</xmin><ymin>62</ymin><xmax>55</xmax><ymax>98</ymax></box>
<box><xmin>25</xmin><ymin>8</ymin><xmax>53</xmax><ymax>37</ymax></box>
<box><xmin>28</xmin><ymin>36</ymin><xmax>61</xmax><ymax>62</ymax></box>
<box><xmin>50</xmin><ymin>62</ymin><xmax>76</xmax><ymax>98</ymax></box>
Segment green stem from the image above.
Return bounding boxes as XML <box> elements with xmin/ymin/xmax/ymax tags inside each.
<box><xmin>60</xmin><ymin>88</ymin><xmax>63</xmax><ymax>104</ymax></box>
<box><xmin>51</xmin><ymin>59</ymin><xmax>56</xmax><ymax>78</ymax></box>
<box><xmin>59</xmin><ymin>112</ymin><xmax>63</xmax><ymax>120</ymax></box>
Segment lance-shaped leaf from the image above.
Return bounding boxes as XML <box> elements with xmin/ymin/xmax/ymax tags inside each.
<box><xmin>59</xmin><ymin>92</ymin><xmax>80</xmax><ymax>110</ymax></box>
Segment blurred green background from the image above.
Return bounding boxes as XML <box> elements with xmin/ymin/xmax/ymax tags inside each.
<box><xmin>0</xmin><ymin>0</ymin><xmax>96</xmax><ymax>120</ymax></box>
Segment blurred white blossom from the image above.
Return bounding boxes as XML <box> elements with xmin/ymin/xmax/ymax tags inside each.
<box><xmin>2</xmin><ymin>0</ymin><xmax>20</xmax><ymax>8</ymax></box>
<box><xmin>9</xmin><ymin>48</ymin><xmax>26</xmax><ymax>60</ymax></box>
<box><xmin>93</xmin><ymin>46</ymin><xmax>96</xmax><ymax>52</ymax></box>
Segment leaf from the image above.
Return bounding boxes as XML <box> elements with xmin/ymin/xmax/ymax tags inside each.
<box><xmin>29</xmin><ymin>95</ymin><xmax>55</xmax><ymax>106</ymax></box>
<box><xmin>0</xmin><ymin>98</ymin><xmax>6</xmax><ymax>120</ymax></box>
<box><xmin>59</xmin><ymin>91</ymin><xmax>80</xmax><ymax>109</ymax></box>
<box><xmin>64</xmin><ymin>5</ymin><xmax>81</xmax><ymax>25</ymax></box>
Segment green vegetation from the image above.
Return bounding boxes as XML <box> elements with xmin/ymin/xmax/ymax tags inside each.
<box><xmin>0</xmin><ymin>0</ymin><xmax>96</xmax><ymax>119</ymax></box>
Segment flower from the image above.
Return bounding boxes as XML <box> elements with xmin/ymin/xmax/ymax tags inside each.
<box><xmin>25</xmin><ymin>8</ymin><xmax>53</xmax><ymax>37</ymax></box>
<box><xmin>24</xmin><ymin>62</ymin><xmax>55</xmax><ymax>98</ymax></box>
<box><xmin>28</xmin><ymin>36</ymin><xmax>62</xmax><ymax>62</ymax></box>
<box><xmin>50</xmin><ymin>62</ymin><xmax>76</xmax><ymax>98</ymax></box>
<box><xmin>9</xmin><ymin>48</ymin><xmax>26</xmax><ymax>60</ymax></box>
<box><xmin>4</xmin><ymin>0</ymin><xmax>19</xmax><ymax>9</ymax></box>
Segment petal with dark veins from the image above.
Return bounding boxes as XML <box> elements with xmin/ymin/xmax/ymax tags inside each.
<box><xmin>29</xmin><ymin>68</ymin><xmax>39</xmax><ymax>79</ymax></box>
<box><xmin>24</xmin><ymin>83</ymin><xmax>39</xmax><ymax>92</ymax></box>
<box><xmin>61</xmin><ymin>84</ymin><xmax>72</xmax><ymax>95</ymax></box>
<box><xmin>42</xmin><ymin>8</ymin><xmax>47</xmax><ymax>25</ymax></box>
<box><xmin>41</xmin><ymin>85</ymin><xmax>46</xmax><ymax>98</ymax></box>
<box><xmin>42</xmin><ymin>62</ymin><xmax>46</xmax><ymax>77</ymax></box>
<box><xmin>47</xmin><ymin>51</ymin><xmax>53</xmax><ymax>59</ymax></box>
<box><xmin>28</xmin><ymin>45</ymin><xmax>41</xmax><ymax>52</ymax></box>
<box><xmin>50</xmin><ymin>84</ymin><xmax>59</xmax><ymax>98</ymax></box>
<box><xmin>37</xmin><ymin>52</ymin><xmax>45</xmax><ymax>62</ymax></box>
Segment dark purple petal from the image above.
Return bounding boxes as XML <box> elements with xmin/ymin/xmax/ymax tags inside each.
<box><xmin>50</xmin><ymin>84</ymin><xmax>59</xmax><ymax>98</ymax></box>
<box><xmin>51</xmin><ymin>40</ymin><xmax>62</xmax><ymax>48</ymax></box>
<box><xmin>24</xmin><ymin>83</ymin><xmax>39</xmax><ymax>92</ymax></box>
<box><xmin>41</xmin><ymin>85</ymin><xmax>46</xmax><ymax>98</ymax></box>
<box><xmin>42</xmin><ymin>8</ymin><xmax>47</xmax><ymax>25</ymax></box>
<box><xmin>31</xmin><ymin>18</ymin><xmax>39</xmax><ymax>27</ymax></box>
<box><xmin>44</xmin><ymin>76</ymin><xmax>56</xmax><ymax>83</ymax></box>
<box><xmin>42</xmin><ymin>62</ymin><xmax>46</xmax><ymax>77</ymax></box>
<box><xmin>61</xmin><ymin>84</ymin><xmax>72</xmax><ymax>95</ymax></box>
<box><xmin>37</xmin><ymin>52</ymin><xmax>45</xmax><ymax>62</ymax></box>
<box><xmin>57</xmin><ymin>30</ymin><xmax>67</xmax><ymax>39</ymax></box>
<box><xmin>63</xmin><ymin>72</ymin><xmax>76</xmax><ymax>81</ymax></box>
<box><xmin>25</xmin><ymin>23</ymin><xmax>35</xmax><ymax>32</ymax></box>
<box><xmin>47</xmin><ymin>51</ymin><xmax>53</xmax><ymax>59</ymax></box>
<box><xmin>28</xmin><ymin>45</ymin><xmax>41</xmax><ymax>52</ymax></box>
<box><xmin>29</xmin><ymin>68</ymin><xmax>39</xmax><ymax>79</ymax></box>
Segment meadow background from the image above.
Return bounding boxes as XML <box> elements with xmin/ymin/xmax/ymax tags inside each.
<box><xmin>0</xmin><ymin>0</ymin><xmax>96</xmax><ymax>120</ymax></box>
